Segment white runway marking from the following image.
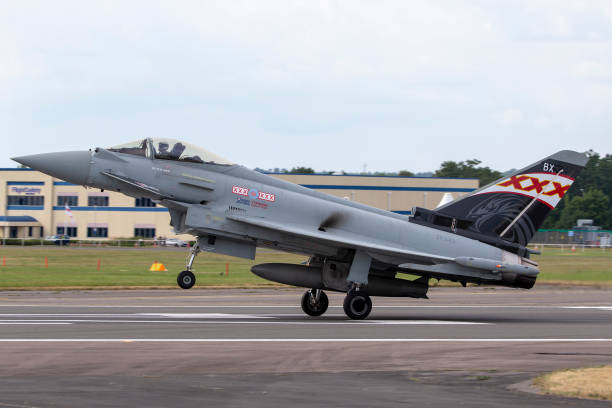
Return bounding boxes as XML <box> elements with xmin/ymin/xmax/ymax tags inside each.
<box><xmin>0</xmin><ymin>338</ymin><xmax>610</xmax><ymax>342</ymax></box>
<box><xmin>368</xmin><ymin>320</ymin><xmax>488</xmax><ymax>325</ymax></box>
<box><xmin>0</xmin><ymin>313</ymin><xmax>490</xmax><ymax>324</ymax></box>
<box><xmin>0</xmin><ymin>304</ymin><xmax>610</xmax><ymax>308</ymax></box>
<box><xmin>138</xmin><ymin>313</ymin><xmax>271</xmax><ymax>319</ymax></box>
<box><xmin>0</xmin><ymin>314</ymin><xmax>159</xmax><ymax>317</ymax></box>
<box><xmin>0</xmin><ymin>319</ymin><xmax>488</xmax><ymax>325</ymax></box>
<box><xmin>0</xmin><ymin>322</ymin><xmax>72</xmax><ymax>325</ymax></box>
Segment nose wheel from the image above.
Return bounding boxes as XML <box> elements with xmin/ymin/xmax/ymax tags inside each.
<box><xmin>177</xmin><ymin>239</ymin><xmax>200</xmax><ymax>289</ymax></box>
<box><xmin>177</xmin><ymin>270</ymin><xmax>196</xmax><ymax>289</ymax></box>
<box><xmin>343</xmin><ymin>288</ymin><xmax>372</xmax><ymax>320</ymax></box>
<box><xmin>301</xmin><ymin>289</ymin><xmax>329</xmax><ymax>316</ymax></box>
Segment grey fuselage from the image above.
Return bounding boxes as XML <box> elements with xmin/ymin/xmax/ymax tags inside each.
<box><xmin>87</xmin><ymin>148</ymin><xmax>505</xmax><ymax>284</ymax></box>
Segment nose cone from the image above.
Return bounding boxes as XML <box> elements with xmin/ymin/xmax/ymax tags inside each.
<box><xmin>12</xmin><ymin>151</ymin><xmax>92</xmax><ymax>185</ymax></box>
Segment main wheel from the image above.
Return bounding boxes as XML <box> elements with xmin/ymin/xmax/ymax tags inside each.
<box><xmin>343</xmin><ymin>289</ymin><xmax>372</xmax><ymax>320</ymax></box>
<box><xmin>301</xmin><ymin>290</ymin><xmax>329</xmax><ymax>317</ymax></box>
<box><xmin>177</xmin><ymin>270</ymin><xmax>196</xmax><ymax>289</ymax></box>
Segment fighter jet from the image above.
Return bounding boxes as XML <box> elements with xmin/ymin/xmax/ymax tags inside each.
<box><xmin>12</xmin><ymin>139</ymin><xmax>588</xmax><ymax>319</ymax></box>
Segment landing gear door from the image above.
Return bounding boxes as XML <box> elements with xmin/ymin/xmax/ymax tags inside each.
<box><xmin>322</xmin><ymin>260</ymin><xmax>351</xmax><ymax>292</ymax></box>
<box><xmin>196</xmin><ymin>235</ymin><xmax>256</xmax><ymax>260</ymax></box>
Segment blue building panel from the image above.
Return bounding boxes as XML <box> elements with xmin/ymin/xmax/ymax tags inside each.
<box><xmin>52</xmin><ymin>206</ymin><xmax>169</xmax><ymax>212</ymax></box>
<box><xmin>7</xmin><ymin>181</ymin><xmax>45</xmax><ymax>186</ymax></box>
<box><xmin>0</xmin><ymin>216</ymin><xmax>39</xmax><ymax>222</ymax></box>
<box><xmin>6</xmin><ymin>206</ymin><xmax>44</xmax><ymax>210</ymax></box>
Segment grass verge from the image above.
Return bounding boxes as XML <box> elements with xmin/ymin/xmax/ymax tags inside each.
<box><xmin>534</xmin><ymin>366</ymin><xmax>612</xmax><ymax>401</ymax></box>
<box><xmin>532</xmin><ymin>248</ymin><xmax>612</xmax><ymax>285</ymax></box>
<box><xmin>0</xmin><ymin>247</ymin><xmax>306</xmax><ymax>289</ymax></box>
<box><xmin>0</xmin><ymin>246</ymin><xmax>609</xmax><ymax>289</ymax></box>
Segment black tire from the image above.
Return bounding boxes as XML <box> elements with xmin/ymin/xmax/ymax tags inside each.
<box><xmin>301</xmin><ymin>290</ymin><xmax>329</xmax><ymax>317</ymax></box>
<box><xmin>177</xmin><ymin>270</ymin><xmax>196</xmax><ymax>289</ymax></box>
<box><xmin>343</xmin><ymin>289</ymin><xmax>372</xmax><ymax>320</ymax></box>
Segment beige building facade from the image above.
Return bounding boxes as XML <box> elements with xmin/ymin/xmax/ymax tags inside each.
<box><xmin>0</xmin><ymin>168</ymin><xmax>478</xmax><ymax>240</ymax></box>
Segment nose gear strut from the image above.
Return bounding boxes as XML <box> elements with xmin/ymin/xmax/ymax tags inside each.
<box><xmin>177</xmin><ymin>239</ymin><xmax>200</xmax><ymax>289</ymax></box>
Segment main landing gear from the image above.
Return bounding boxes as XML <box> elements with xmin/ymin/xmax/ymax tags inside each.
<box><xmin>177</xmin><ymin>240</ymin><xmax>200</xmax><ymax>289</ymax></box>
<box><xmin>343</xmin><ymin>288</ymin><xmax>372</xmax><ymax>320</ymax></box>
<box><xmin>300</xmin><ymin>287</ymin><xmax>372</xmax><ymax>320</ymax></box>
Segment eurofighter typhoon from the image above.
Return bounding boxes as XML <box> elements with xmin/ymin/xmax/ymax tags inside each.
<box><xmin>12</xmin><ymin>139</ymin><xmax>588</xmax><ymax>319</ymax></box>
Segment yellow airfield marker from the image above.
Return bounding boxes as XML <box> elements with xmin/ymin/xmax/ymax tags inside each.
<box><xmin>149</xmin><ymin>262</ymin><xmax>168</xmax><ymax>272</ymax></box>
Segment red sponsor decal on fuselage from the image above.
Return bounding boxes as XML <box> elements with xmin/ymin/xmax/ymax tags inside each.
<box><xmin>232</xmin><ymin>185</ymin><xmax>275</xmax><ymax>202</ymax></box>
<box><xmin>258</xmin><ymin>192</ymin><xmax>275</xmax><ymax>202</ymax></box>
<box><xmin>232</xmin><ymin>185</ymin><xmax>249</xmax><ymax>196</ymax></box>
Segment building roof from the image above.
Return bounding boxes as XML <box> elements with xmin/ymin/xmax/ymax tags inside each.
<box><xmin>0</xmin><ymin>216</ymin><xmax>39</xmax><ymax>222</ymax></box>
<box><xmin>264</xmin><ymin>171</ymin><xmax>479</xmax><ymax>180</ymax></box>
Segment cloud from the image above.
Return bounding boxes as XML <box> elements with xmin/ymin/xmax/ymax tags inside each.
<box><xmin>492</xmin><ymin>108</ymin><xmax>525</xmax><ymax>127</ymax></box>
<box><xmin>572</xmin><ymin>61</ymin><xmax>612</xmax><ymax>80</ymax></box>
<box><xmin>0</xmin><ymin>1</ymin><xmax>611</xmax><ymax>172</ymax></box>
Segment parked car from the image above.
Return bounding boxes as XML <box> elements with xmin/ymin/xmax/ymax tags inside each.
<box><xmin>163</xmin><ymin>238</ymin><xmax>187</xmax><ymax>247</ymax></box>
<box><xmin>45</xmin><ymin>235</ymin><xmax>71</xmax><ymax>246</ymax></box>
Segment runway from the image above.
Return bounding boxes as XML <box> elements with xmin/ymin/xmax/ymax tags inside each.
<box><xmin>0</xmin><ymin>286</ymin><xmax>611</xmax><ymax>407</ymax></box>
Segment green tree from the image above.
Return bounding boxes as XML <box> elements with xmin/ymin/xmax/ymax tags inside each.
<box><xmin>547</xmin><ymin>151</ymin><xmax>611</xmax><ymax>229</ymax></box>
<box><xmin>434</xmin><ymin>159</ymin><xmax>502</xmax><ymax>187</ymax></box>
<box><xmin>556</xmin><ymin>189</ymin><xmax>611</xmax><ymax>229</ymax></box>
<box><xmin>398</xmin><ymin>170</ymin><xmax>414</xmax><ymax>177</ymax></box>
<box><xmin>570</xmin><ymin>152</ymin><xmax>612</xmax><ymax>200</ymax></box>
<box><xmin>289</xmin><ymin>167</ymin><xmax>315</xmax><ymax>174</ymax></box>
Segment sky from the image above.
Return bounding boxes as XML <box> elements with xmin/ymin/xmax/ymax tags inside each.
<box><xmin>1</xmin><ymin>0</ymin><xmax>611</xmax><ymax>173</ymax></box>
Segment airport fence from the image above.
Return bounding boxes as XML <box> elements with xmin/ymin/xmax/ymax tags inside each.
<box><xmin>531</xmin><ymin>229</ymin><xmax>612</xmax><ymax>247</ymax></box>
<box><xmin>1</xmin><ymin>230</ymin><xmax>611</xmax><ymax>250</ymax></box>
<box><xmin>0</xmin><ymin>238</ymin><xmax>195</xmax><ymax>248</ymax></box>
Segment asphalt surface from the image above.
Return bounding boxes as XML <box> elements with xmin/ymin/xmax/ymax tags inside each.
<box><xmin>0</xmin><ymin>286</ymin><xmax>611</xmax><ymax>407</ymax></box>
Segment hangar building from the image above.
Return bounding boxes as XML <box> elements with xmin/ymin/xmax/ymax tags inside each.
<box><xmin>0</xmin><ymin>168</ymin><xmax>478</xmax><ymax>240</ymax></box>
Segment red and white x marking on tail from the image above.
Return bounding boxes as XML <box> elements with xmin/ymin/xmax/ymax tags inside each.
<box><xmin>475</xmin><ymin>173</ymin><xmax>574</xmax><ymax>209</ymax></box>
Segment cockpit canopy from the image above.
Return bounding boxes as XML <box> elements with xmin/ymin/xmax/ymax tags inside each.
<box><xmin>108</xmin><ymin>138</ymin><xmax>232</xmax><ymax>165</ymax></box>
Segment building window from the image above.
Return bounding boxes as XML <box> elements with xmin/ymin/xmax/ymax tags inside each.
<box><xmin>57</xmin><ymin>227</ymin><xmax>77</xmax><ymax>237</ymax></box>
<box><xmin>87</xmin><ymin>227</ymin><xmax>108</xmax><ymax>238</ymax></box>
<box><xmin>58</xmin><ymin>196</ymin><xmax>78</xmax><ymax>206</ymax></box>
<box><xmin>7</xmin><ymin>196</ymin><xmax>44</xmax><ymax>206</ymax></box>
<box><xmin>88</xmin><ymin>196</ymin><xmax>109</xmax><ymax>206</ymax></box>
<box><xmin>134</xmin><ymin>228</ymin><xmax>156</xmax><ymax>238</ymax></box>
<box><xmin>135</xmin><ymin>197</ymin><xmax>156</xmax><ymax>207</ymax></box>
<box><xmin>28</xmin><ymin>226</ymin><xmax>33</xmax><ymax>237</ymax></box>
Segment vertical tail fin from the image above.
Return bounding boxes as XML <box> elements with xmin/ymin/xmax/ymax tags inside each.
<box><xmin>415</xmin><ymin>150</ymin><xmax>589</xmax><ymax>248</ymax></box>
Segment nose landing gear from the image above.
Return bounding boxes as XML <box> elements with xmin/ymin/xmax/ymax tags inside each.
<box><xmin>177</xmin><ymin>240</ymin><xmax>200</xmax><ymax>289</ymax></box>
<box><xmin>177</xmin><ymin>270</ymin><xmax>196</xmax><ymax>289</ymax></box>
